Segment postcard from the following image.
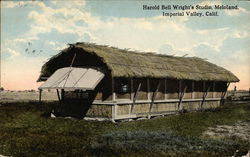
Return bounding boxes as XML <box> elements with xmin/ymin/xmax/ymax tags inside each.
<box><xmin>0</xmin><ymin>1</ymin><xmax>249</xmax><ymax>157</ymax></box>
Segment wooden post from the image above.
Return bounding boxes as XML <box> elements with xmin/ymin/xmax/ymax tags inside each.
<box><xmin>149</xmin><ymin>80</ymin><xmax>160</xmax><ymax>114</ymax></box>
<box><xmin>221</xmin><ymin>83</ymin><xmax>230</xmax><ymax>99</ymax></box>
<box><xmin>130</xmin><ymin>78</ymin><xmax>134</xmax><ymax>115</ymax></box>
<box><xmin>131</xmin><ymin>80</ymin><xmax>141</xmax><ymax>113</ymax></box>
<box><xmin>178</xmin><ymin>84</ymin><xmax>187</xmax><ymax>112</ymax></box>
<box><xmin>61</xmin><ymin>89</ymin><xmax>65</xmax><ymax>100</ymax></box>
<box><xmin>112</xmin><ymin>77</ymin><xmax>116</xmax><ymax>101</ymax></box>
<box><xmin>178</xmin><ymin>80</ymin><xmax>183</xmax><ymax>111</ymax></box>
<box><xmin>200</xmin><ymin>81</ymin><xmax>205</xmax><ymax>108</ymax></box>
<box><xmin>191</xmin><ymin>81</ymin><xmax>195</xmax><ymax>99</ymax></box>
<box><xmin>130</xmin><ymin>78</ymin><xmax>134</xmax><ymax>100</ymax></box>
<box><xmin>220</xmin><ymin>82</ymin><xmax>230</xmax><ymax>105</ymax></box>
<box><xmin>164</xmin><ymin>78</ymin><xmax>167</xmax><ymax>100</ymax></box>
<box><xmin>201</xmin><ymin>84</ymin><xmax>211</xmax><ymax>109</ymax></box>
<box><xmin>39</xmin><ymin>89</ymin><xmax>42</xmax><ymax>103</ymax></box>
<box><xmin>56</xmin><ymin>89</ymin><xmax>61</xmax><ymax>105</ymax></box>
<box><xmin>212</xmin><ymin>82</ymin><xmax>216</xmax><ymax>98</ymax></box>
<box><xmin>112</xmin><ymin>105</ymin><xmax>116</xmax><ymax>123</ymax></box>
<box><xmin>147</xmin><ymin>78</ymin><xmax>150</xmax><ymax>100</ymax></box>
<box><xmin>179</xmin><ymin>80</ymin><xmax>182</xmax><ymax>99</ymax></box>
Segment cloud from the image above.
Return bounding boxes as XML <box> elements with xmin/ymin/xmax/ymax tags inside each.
<box><xmin>25</xmin><ymin>2</ymin><xmax>95</xmax><ymax>41</ymax></box>
<box><xmin>4</xmin><ymin>48</ymin><xmax>20</xmax><ymax>57</ymax></box>
<box><xmin>158</xmin><ymin>43</ymin><xmax>174</xmax><ymax>54</ymax></box>
<box><xmin>192</xmin><ymin>43</ymin><xmax>220</xmax><ymax>59</ymax></box>
<box><xmin>2</xmin><ymin>1</ymin><xmax>33</xmax><ymax>8</ymax></box>
<box><xmin>48</xmin><ymin>41</ymin><xmax>56</xmax><ymax>46</ymax></box>
<box><xmin>79</xmin><ymin>32</ymin><xmax>96</xmax><ymax>42</ymax></box>
<box><xmin>50</xmin><ymin>0</ymin><xmax>86</xmax><ymax>8</ymax></box>
<box><xmin>13</xmin><ymin>37</ymin><xmax>39</xmax><ymax>43</ymax></box>
<box><xmin>3</xmin><ymin>1</ymin><xmax>249</xmax><ymax>59</ymax></box>
<box><xmin>2</xmin><ymin>1</ymin><xmax>250</xmax><ymax>90</ymax></box>
<box><xmin>224</xmin><ymin>6</ymin><xmax>248</xmax><ymax>16</ymax></box>
<box><xmin>55</xmin><ymin>45</ymin><xmax>68</xmax><ymax>51</ymax></box>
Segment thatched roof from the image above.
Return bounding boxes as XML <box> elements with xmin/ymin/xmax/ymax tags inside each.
<box><xmin>38</xmin><ymin>42</ymin><xmax>239</xmax><ymax>82</ymax></box>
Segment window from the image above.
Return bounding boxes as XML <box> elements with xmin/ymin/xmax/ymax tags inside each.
<box><xmin>115</xmin><ymin>78</ymin><xmax>130</xmax><ymax>94</ymax></box>
<box><xmin>115</xmin><ymin>78</ymin><xmax>131</xmax><ymax>99</ymax></box>
<box><xmin>120</xmin><ymin>82</ymin><xmax>129</xmax><ymax>93</ymax></box>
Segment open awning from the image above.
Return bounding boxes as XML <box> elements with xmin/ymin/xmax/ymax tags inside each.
<box><xmin>39</xmin><ymin>67</ymin><xmax>104</xmax><ymax>90</ymax></box>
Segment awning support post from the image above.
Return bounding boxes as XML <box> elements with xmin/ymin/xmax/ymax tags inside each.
<box><xmin>56</xmin><ymin>89</ymin><xmax>61</xmax><ymax>105</ymax></box>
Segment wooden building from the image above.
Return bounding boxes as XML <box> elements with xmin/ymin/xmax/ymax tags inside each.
<box><xmin>38</xmin><ymin>42</ymin><xmax>239</xmax><ymax>121</ymax></box>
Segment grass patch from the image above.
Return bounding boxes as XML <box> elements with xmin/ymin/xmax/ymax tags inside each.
<box><xmin>0</xmin><ymin>101</ymin><xmax>249</xmax><ymax>156</ymax></box>
<box><xmin>114</xmin><ymin>103</ymin><xmax>250</xmax><ymax>137</ymax></box>
<box><xmin>91</xmin><ymin>130</ymin><xmax>248</xmax><ymax>157</ymax></box>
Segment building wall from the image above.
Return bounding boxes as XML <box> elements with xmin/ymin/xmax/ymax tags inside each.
<box><xmin>86</xmin><ymin>104</ymin><xmax>112</xmax><ymax>118</ymax></box>
<box><xmin>87</xmin><ymin>78</ymin><xmax>228</xmax><ymax>120</ymax></box>
<box><xmin>60</xmin><ymin>78</ymin><xmax>227</xmax><ymax>120</ymax></box>
<box><xmin>114</xmin><ymin>100</ymin><xmax>221</xmax><ymax>120</ymax></box>
<box><xmin>103</xmin><ymin>78</ymin><xmax>228</xmax><ymax>102</ymax></box>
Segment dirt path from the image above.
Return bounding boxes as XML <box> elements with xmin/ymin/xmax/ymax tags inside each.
<box><xmin>203</xmin><ymin>121</ymin><xmax>250</xmax><ymax>157</ymax></box>
<box><xmin>203</xmin><ymin>121</ymin><xmax>250</xmax><ymax>142</ymax></box>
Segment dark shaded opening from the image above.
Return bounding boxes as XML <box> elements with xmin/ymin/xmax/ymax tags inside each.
<box><xmin>182</xmin><ymin>80</ymin><xmax>193</xmax><ymax>92</ymax></box>
<box><xmin>53</xmin><ymin>88</ymin><xmax>99</xmax><ymax>119</ymax></box>
<box><xmin>182</xmin><ymin>80</ymin><xmax>193</xmax><ymax>99</ymax></box>
<box><xmin>115</xmin><ymin>77</ymin><xmax>131</xmax><ymax>99</ymax></box>
<box><xmin>133</xmin><ymin>78</ymin><xmax>148</xmax><ymax>100</ymax></box>
<box><xmin>215</xmin><ymin>81</ymin><xmax>227</xmax><ymax>92</ymax></box>
<box><xmin>150</xmin><ymin>78</ymin><xmax>165</xmax><ymax>100</ymax></box>
<box><xmin>165</xmin><ymin>79</ymin><xmax>179</xmax><ymax>99</ymax></box>
<box><xmin>166</xmin><ymin>79</ymin><xmax>179</xmax><ymax>93</ymax></box>
<box><xmin>205</xmin><ymin>81</ymin><xmax>213</xmax><ymax>91</ymax></box>
<box><xmin>194</xmin><ymin>81</ymin><xmax>203</xmax><ymax>92</ymax></box>
<box><xmin>101</xmin><ymin>75</ymin><xmax>113</xmax><ymax>101</ymax></box>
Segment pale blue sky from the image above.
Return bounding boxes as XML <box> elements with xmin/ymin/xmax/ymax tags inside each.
<box><xmin>1</xmin><ymin>0</ymin><xmax>250</xmax><ymax>90</ymax></box>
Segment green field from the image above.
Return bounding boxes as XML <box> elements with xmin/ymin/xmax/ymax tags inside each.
<box><xmin>0</xmin><ymin>101</ymin><xmax>249</xmax><ymax>157</ymax></box>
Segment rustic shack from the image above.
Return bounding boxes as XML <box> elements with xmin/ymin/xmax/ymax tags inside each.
<box><xmin>38</xmin><ymin>42</ymin><xmax>239</xmax><ymax>121</ymax></box>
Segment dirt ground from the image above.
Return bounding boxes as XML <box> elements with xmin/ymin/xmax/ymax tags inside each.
<box><xmin>0</xmin><ymin>90</ymin><xmax>57</xmax><ymax>103</ymax></box>
<box><xmin>203</xmin><ymin>121</ymin><xmax>250</xmax><ymax>142</ymax></box>
<box><xmin>203</xmin><ymin>121</ymin><xmax>250</xmax><ymax>157</ymax></box>
<box><xmin>1</xmin><ymin>91</ymin><xmax>249</xmax><ymax>156</ymax></box>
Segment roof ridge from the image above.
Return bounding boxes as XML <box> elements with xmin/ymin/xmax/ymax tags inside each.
<box><xmin>75</xmin><ymin>42</ymin><xmax>200</xmax><ymax>59</ymax></box>
<box><xmin>107</xmin><ymin>62</ymin><xmax>232</xmax><ymax>75</ymax></box>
